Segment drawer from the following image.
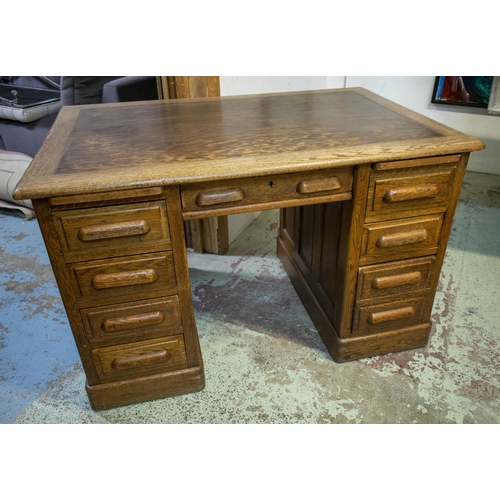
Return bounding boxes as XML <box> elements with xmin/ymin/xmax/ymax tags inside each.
<box><xmin>181</xmin><ymin>168</ymin><xmax>353</xmax><ymax>218</ymax></box>
<box><xmin>366</xmin><ymin>164</ymin><xmax>456</xmax><ymax>221</ymax></box>
<box><xmin>352</xmin><ymin>296</ymin><xmax>428</xmax><ymax>336</ymax></box>
<box><xmin>53</xmin><ymin>201</ymin><xmax>171</xmax><ymax>262</ymax></box>
<box><xmin>360</xmin><ymin>214</ymin><xmax>443</xmax><ymax>263</ymax></box>
<box><xmin>69</xmin><ymin>252</ymin><xmax>177</xmax><ymax>305</ymax></box>
<box><xmin>91</xmin><ymin>335</ymin><xmax>188</xmax><ymax>383</ymax></box>
<box><xmin>356</xmin><ymin>256</ymin><xmax>435</xmax><ymax>302</ymax></box>
<box><xmin>81</xmin><ymin>296</ymin><xmax>183</xmax><ymax>347</ymax></box>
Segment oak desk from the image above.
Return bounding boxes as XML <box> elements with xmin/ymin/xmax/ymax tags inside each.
<box><xmin>14</xmin><ymin>88</ymin><xmax>485</xmax><ymax>410</ymax></box>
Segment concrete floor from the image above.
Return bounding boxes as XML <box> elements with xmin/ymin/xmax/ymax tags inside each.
<box><xmin>1</xmin><ymin>171</ymin><xmax>499</xmax><ymax>424</ymax></box>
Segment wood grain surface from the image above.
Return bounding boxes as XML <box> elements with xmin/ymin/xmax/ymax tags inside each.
<box><xmin>14</xmin><ymin>88</ymin><xmax>485</xmax><ymax>200</ymax></box>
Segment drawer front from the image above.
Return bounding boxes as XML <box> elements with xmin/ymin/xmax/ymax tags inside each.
<box><xmin>81</xmin><ymin>296</ymin><xmax>183</xmax><ymax>347</ymax></box>
<box><xmin>356</xmin><ymin>256</ymin><xmax>435</xmax><ymax>302</ymax></box>
<box><xmin>69</xmin><ymin>252</ymin><xmax>177</xmax><ymax>304</ymax></box>
<box><xmin>181</xmin><ymin>168</ymin><xmax>353</xmax><ymax>217</ymax></box>
<box><xmin>352</xmin><ymin>296</ymin><xmax>427</xmax><ymax>336</ymax></box>
<box><xmin>91</xmin><ymin>336</ymin><xmax>188</xmax><ymax>383</ymax></box>
<box><xmin>360</xmin><ymin>214</ymin><xmax>444</xmax><ymax>263</ymax></box>
<box><xmin>366</xmin><ymin>164</ymin><xmax>456</xmax><ymax>220</ymax></box>
<box><xmin>53</xmin><ymin>201</ymin><xmax>171</xmax><ymax>262</ymax></box>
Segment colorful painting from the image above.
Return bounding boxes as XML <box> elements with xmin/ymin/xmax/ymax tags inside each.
<box><xmin>432</xmin><ymin>76</ymin><xmax>493</xmax><ymax>108</ymax></box>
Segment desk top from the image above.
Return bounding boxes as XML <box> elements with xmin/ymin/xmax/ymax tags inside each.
<box><xmin>14</xmin><ymin>87</ymin><xmax>485</xmax><ymax>200</ymax></box>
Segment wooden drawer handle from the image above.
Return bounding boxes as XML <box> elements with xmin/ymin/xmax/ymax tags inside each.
<box><xmin>78</xmin><ymin>220</ymin><xmax>151</xmax><ymax>241</ymax></box>
<box><xmin>376</xmin><ymin>229</ymin><xmax>427</xmax><ymax>248</ymax></box>
<box><xmin>195</xmin><ymin>188</ymin><xmax>245</xmax><ymax>207</ymax></box>
<box><xmin>102</xmin><ymin>311</ymin><xmax>165</xmax><ymax>332</ymax></box>
<box><xmin>368</xmin><ymin>306</ymin><xmax>415</xmax><ymax>325</ymax></box>
<box><xmin>297</xmin><ymin>177</ymin><xmax>341</xmax><ymax>195</ymax></box>
<box><xmin>383</xmin><ymin>184</ymin><xmax>439</xmax><ymax>203</ymax></box>
<box><xmin>372</xmin><ymin>271</ymin><xmax>422</xmax><ymax>289</ymax></box>
<box><xmin>92</xmin><ymin>269</ymin><xmax>158</xmax><ymax>290</ymax></box>
<box><xmin>111</xmin><ymin>349</ymin><xmax>171</xmax><ymax>371</ymax></box>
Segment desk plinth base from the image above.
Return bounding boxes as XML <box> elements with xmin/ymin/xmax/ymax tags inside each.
<box><xmin>85</xmin><ymin>365</ymin><xmax>205</xmax><ymax>411</ymax></box>
<box><xmin>329</xmin><ymin>323</ymin><xmax>431</xmax><ymax>362</ymax></box>
<box><xmin>277</xmin><ymin>236</ymin><xmax>431</xmax><ymax>362</ymax></box>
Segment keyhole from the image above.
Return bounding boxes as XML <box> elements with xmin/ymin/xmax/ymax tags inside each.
<box><xmin>269</xmin><ymin>181</ymin><xmax>275</xmax><ymax>188</ymax></box>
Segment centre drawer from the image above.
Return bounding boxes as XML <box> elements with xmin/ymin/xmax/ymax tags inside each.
<box><xmin>69</xmin><ymin>252</ymin><xmax>177</xmax><ymax>305</ymax></box>
<box><xmin>181</xmin><ymin>168</ymin><xmax>353</xmax><ymax>218</ymax></box>
<box><xmin>91</xmin><ymin>335</ymin><xmax>188</xmax><ymax>383</ymax></box>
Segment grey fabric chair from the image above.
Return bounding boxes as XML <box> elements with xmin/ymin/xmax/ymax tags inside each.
<box><xmin>60</xmin><ymin>76</ymin><xmax>158</xmax><ymax>106</ymax></box>
<box><xmin>0</xmin><ymin>76</ymin><xmax>158</xmax><ymax>157</ymax></box>
<box><xmin>0</xmin><ymin>76</ymin><xmax>61</xmax><ymax>157</ymax></box>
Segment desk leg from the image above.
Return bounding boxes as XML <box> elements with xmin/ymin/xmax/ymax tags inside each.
<box><xmin>278</xmin><ymin>203</ymin><xmax>431</xmax><ymax>362</ymax></box>
<box><xmin>34</xmin><ymin>186</ymin><xmax>205</xmax><ymax>411</ymax></box>
<box><xmin>278</xmin><ymin>163</ymin><xmax>432</xmax><ymax>361</ymax></box>
<box><xmin>279</xmin><ymin>156</ymin><xmax>470</xmax><ymax>362</ymax></box>
<box><xmin>86</xmin><ymin>186</ymin><xmax>206</xmax><ymax>409</ymax></box>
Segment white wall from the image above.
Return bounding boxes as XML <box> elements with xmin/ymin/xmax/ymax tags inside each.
<box><xmin>220</xmin><ymin>76</ymin><xmax>345</xmax><ymax>96</ymax></box>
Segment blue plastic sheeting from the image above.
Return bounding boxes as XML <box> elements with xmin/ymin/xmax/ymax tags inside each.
<box><xmin>0</xmin><ymin>210</ymin><xmax>79</xmax><ymax>423</ymax></box>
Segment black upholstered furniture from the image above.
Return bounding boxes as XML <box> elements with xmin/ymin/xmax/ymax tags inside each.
<box><xmin>0</xmin><ymin>77</ymin><xmax>158</xmax><ymax>157</ymax></box>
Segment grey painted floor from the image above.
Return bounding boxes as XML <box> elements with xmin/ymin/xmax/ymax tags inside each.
<box><xmin>1</xmin><ymin>171</ymin><xmax>500</xmax><ymax>424</ymax></box>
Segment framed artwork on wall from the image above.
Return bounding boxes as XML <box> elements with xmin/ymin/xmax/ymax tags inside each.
<box><xmin>487</xmin><ymin>76</ymin><xmax>500</xmax><ymax>115</ymax></box>
<box><xmin>431</xmin><ymin>76</ymin><xmax>493</xmax><ymax>108</ymax></box>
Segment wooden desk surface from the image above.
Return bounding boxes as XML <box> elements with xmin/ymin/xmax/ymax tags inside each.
<box><xmin>14</xmin><ymin>87</ymin><xmax>484</xmax><ymax>200</ymax></box>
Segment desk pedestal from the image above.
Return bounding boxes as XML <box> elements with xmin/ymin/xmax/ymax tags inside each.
<box><xmin>278</xmin><ymin>154</ymin><xmax>468</xmax><ymax>363</ymax></box>
<box><xmin>33</xmin><ymin>186</ymin><xmax>206</xmax><ymax>411</ymax></box>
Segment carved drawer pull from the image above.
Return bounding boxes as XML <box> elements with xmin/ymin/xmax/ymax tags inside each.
<box><xmin>195</xmin><ymin>188</ymin><xmax>245</xmax><ymax>207</ymax></box>
<box><xmin>297</xmin><ymin>177</ymin><xmax>341</xmax><ymax>195</ymax></box>
<box><xmin>368</xmin><ymin>306</ymin><xmax>415</xmax><ymax>325</ymax></box>
<box><xmin>383</xmin><ymin>184</ymin><xmax>439</xmax><ymax>203</ymax></box>
<box><xmin>102</xmin><ymin>311</ymin><xmax>165</xmax><ymax>332</ymax></box>
<box><xmin>376</xmin><ymin>229</ymin><xmax>427</xmax><ymax>248</ymax></box>
<box><xmin>372</xmin><ymin>271</ymin><xmax>422</xmax><ymax>289</ymax></box>
<box><xmin>92</xmin><ymin>269</ymin><xmax>158</xmax><ymax>290</ymax></box>
<box><xmin>78</xmin><ymin>220</ymin><xmax>151</xmax><ymax>241</ymax></box>
<box><xmin>111</xmin><ymin>349</ymin><xmax>171</xmax><ymax>371</ymax></box>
